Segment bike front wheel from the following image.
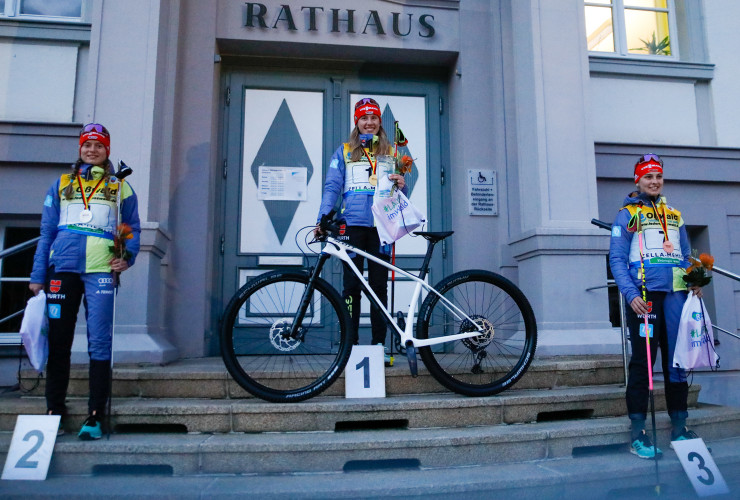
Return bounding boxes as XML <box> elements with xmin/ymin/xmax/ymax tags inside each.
<box><xmin>220</xmin><ymin>271</ymin><xmax>352</xmax><ymax>403</ymax></box>
<box><xmin>416</xmin><ymin>270</ymin><xmax>537</xmax><ymax>397</ymax></box>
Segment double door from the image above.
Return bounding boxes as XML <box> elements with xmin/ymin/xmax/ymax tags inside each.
<box><xmin>220</xmin><ymin>70</ymin><xmax>449</xmax><ymax>345</ymax></box>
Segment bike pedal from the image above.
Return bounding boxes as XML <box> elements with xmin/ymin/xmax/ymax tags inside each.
<box><xmin>406</xmin><ymin>345</ymin><xmax>418</xmax><ymax>377</ymax></box>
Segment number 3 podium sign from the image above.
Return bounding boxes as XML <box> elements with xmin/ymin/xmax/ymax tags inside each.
<box><xmin>671</xmin><ymin>438</ymin><xmax>729</xmax><ymax>497</ymax></box>
<box><xmin>2</xmin><ymin>415</ymin><xmax>60</xmax><ymax>481</ymax></box>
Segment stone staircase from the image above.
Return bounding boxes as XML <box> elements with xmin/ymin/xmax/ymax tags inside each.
<box><xmin>2</xmin><ymin>355</ymin><xmax>740</xmax><ymax>478</ymax></box>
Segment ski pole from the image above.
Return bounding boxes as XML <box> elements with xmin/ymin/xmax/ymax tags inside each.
<box><xmin>636</xmin><ymin>206</ymin><xmax>661</xmax><ymax>492</ymax></box>
<box><xmin>107</xmin><ymin>160</ymin><xmax>132</xmax><ymax>439</ymax></box>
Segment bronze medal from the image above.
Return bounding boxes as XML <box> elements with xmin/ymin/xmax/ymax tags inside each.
<box><xmin>663</xmin><ymin>241</ymin><xmax>674</xmax><ymax>253</ymax></box>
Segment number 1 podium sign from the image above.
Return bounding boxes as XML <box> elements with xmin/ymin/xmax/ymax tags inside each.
<box><xmin>345</xmin><ymin>345</ymin><xmax>386</xmax><ymax>398</ymax></box>
<box><xmin>2</xmin><ymin>415</ymin><xmax>60</xmax><ymax>481</ymax></box>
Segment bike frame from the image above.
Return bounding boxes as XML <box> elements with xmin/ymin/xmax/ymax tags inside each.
<box><xmin>299</xmin><ymin>235</ymin><xmax>484</xmax><ymax>349</ymax></box>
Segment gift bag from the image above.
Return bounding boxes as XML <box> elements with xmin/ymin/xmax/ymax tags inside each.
<box><xmin>371</xmin><ymin>190</ymin><xmax>426</xmax><ymax>245</ymax></box>
<box><xmin>19</xmin><ymin>291</ymin><xmax>49</xmax><ymax>372</ymax></box>
<box><xmin>673</xmin><ymin>293</ymin><xmax>719</xmax><ymax>370</ymax></box>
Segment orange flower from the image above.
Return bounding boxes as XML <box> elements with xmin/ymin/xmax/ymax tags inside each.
<box><xmin>699</xmin><ymin>253</ymin><xmax>714</xmax><ymax>271</ymax></box>
<box><xmin>397</xmin><ymin>155</ymin><xmax>413</xmax><ymax>174</ymax></box>
<box><xmin>685</xmin><ymin>264</ymin><xmax>698</xmax><ymax>275</ymax></box>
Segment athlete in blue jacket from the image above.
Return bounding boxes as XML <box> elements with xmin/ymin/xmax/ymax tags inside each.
<box><xmin>316</xmin><ymin>98</ymin><xmax>407</xmax><ymax>359</ymax></box>
<box><xmin>609</xmin><ymin>154</ymin><xmax>702</xmax><ymax>459</ymax></box>
<box><xmin>29</xmin><ymin>124</ymin><xmax>140</xmax><ymax>440</ymax></box>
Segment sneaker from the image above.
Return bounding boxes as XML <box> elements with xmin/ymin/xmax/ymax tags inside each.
<box><xmin>47</xmin><ymin>410</ymin><xmax>64</xmax><ymax>436</ymax></box>
<box><xmin>670</xmin><ymin>428</ymin><xmax>699</xmax><ymax>449</ymax></box>
<box><xmin>630</xmin><ymin>431</ymin><xmax>663</xmax><ymax>459</ymax></box>
<box><xmin>377</xmin><ymin>343</ymin><xmax>393</xmax><ymax>367</ymax></box>
<box><xmin>78</xmin><ymin>414</ymin><xmax>103</xmax><ymax>440</ymax></box>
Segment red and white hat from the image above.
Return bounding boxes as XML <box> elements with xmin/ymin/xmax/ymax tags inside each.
<box><xmin>79</xmin><ymin>123</ymin><xmax>111</xmax><ymax>157</ymax></box>
<box><xmin>354</xmin><ymin>98</ymin><xmax>381</xmax><ymax>125</ymax></box>
<box><xmin>634</xmin><ymin>153</ymin><xmax>663</xmax><ymax>183</ymax></box>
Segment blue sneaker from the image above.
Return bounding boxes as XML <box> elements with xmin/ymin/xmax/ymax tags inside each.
<box><xmin>670</xmin><ymin>428</ymin><xmax>699</xmax><ymax>449</ymax></box>
<box><xmin>630</xmin><ymin>431</ymin><xmax>663</xmax><ymax>459</ymax></box>
<box><xmin>78</xmin><ymin>414</ymin><xmax>102</xmax><ymax>440</ymax></box>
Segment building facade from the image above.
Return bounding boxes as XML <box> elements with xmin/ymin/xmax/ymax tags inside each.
<box><xmin>1</xmin><ymin>1</ymin><xmax>738</xmax><ymax>383</ymax></box>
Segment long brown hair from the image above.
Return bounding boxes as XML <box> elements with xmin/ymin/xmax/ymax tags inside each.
<box><xmin>62</xmin><ymin>159</ymin><xmax>115</xmax><ymax>201</ymax></box>
<box><xmin>347</xmin><ymin>126</ymin><xmax>392</xmax><ymax>162</ymax></box>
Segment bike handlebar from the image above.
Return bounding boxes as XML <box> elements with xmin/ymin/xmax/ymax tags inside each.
<box><xmin>591</xmin><ymin>218</ymin><xmax>612</xmax><ymax>231</ymax></box>
<box><xmin>316</xmin><ymin>210</ymin><xmax>341</xmax><ymax>241</ymax></box>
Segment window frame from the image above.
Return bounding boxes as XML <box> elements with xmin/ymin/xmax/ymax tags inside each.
<box><xmin>0</xmin><ymin>0</ymin><xmax>88</xmax><ymax>24</ymax></box>
<box><xmin>585</xmin><ymin>0</ymin><xmax>679</xmax><ymax>60</ymax></box>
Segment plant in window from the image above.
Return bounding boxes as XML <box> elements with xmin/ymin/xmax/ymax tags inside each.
<box><xmin>632</xmin><ymin>32</ymin><xmax>671</xmax><ymax>55</ymax></box>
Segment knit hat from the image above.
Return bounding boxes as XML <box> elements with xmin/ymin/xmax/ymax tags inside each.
<box><xmin>354</xmin><ymin>98</ymin><xmax>381</xmax><ymax>125</ymax></box>
<box><xmin>79</xmin><ymin>123</ymin><xmax>111</xmax><ymax>157</ymax></box>
<box><xmin>634</xmin><ymin>154</ymin><xmax>663</xmax><ymax>183</ymax></box>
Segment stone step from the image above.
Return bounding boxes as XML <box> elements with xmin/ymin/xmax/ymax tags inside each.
<box><xmin>1</xmin><ymin>404</ymin><xmax>737</xmax><ymax>477</ymax></box>
<box><xmin>1</xmin><ymin>384</ymin><xmax>699</xmax><ymax>434</ymax></box>
<box><xmin>20</xmin><ymin>355</ymin><xmax>626</xmax><ymax>399</ymax></box>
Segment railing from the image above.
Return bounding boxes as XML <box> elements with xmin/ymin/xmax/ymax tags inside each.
<box><xmin>590</xmin><ymin>219</ymin><xmax>740</xmax><ymax>383</ymax></box>
<box><xmin>0</xmin><ymin>236</ymin><xmax>40</xmax><ymax>345</ymax></box>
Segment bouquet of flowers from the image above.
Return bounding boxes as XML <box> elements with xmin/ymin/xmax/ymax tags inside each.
<box><xmin>110</xmin><ymin>223</ymin><xmax>134</xmax><ymax>262</ymax></box>
<box><xmin>396</xmin><ymin>155</ymin><xmax>413</xmax><ymax>175</ymax></box>
<box><xmin>683</xmin><ymin>251</ymin><xmax>713</xmax><ymax>288</ymax></box>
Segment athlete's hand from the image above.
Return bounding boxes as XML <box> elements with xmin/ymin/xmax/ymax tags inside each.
<box><xmin>29</xmin><ymin>283</ymin><xmax>44</xmax><ymax>296</ymax></box>
<box><xmin>630</xmin><ymin>296</ymin><xmax>650</xmax><ymax>316</ymax></box>
<box><xmin>110</xmin><ymin>258</ymin><xmax>130</xmax><ymax>273</ymax></box>
<box><xmin>313</xmin><ymin>224</ymin><xmax>326</xmax><ymax>239</ymax></box>
<box><xmin>689</xmin><ymin>286</ymin><xmax>703</xmax><ymax>298</ymax></box>
<box><xmin>389</xmin><ymin>173</ymin><xmax>405</xmax><ymax>190</ymax></box>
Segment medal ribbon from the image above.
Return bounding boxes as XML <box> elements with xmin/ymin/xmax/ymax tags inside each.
<box><xmin>361</xmin><ymin>147</ymin><xmax>377</xmax><ymax>177</ymax></box>
<box><xmin>76</xmin><ymin>174</ymin><xmax>106</xmax><ymax>211</ymax></box>
<box><xmin>649</xmin><ymin>200</ymin><xmax>670</xmax><ymax>244</ymax></box>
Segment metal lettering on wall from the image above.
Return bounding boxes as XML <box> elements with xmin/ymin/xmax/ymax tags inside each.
<box><xmin>244</xmin><ymin>3</ymin><xmax>435</xmax><ymax>38</ymax></box>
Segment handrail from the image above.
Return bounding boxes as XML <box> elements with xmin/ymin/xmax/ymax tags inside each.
<box><xmin>0</xmin><ymin>236</ymin><xmax>40</xmax><ymax>260</ymax></box>
<box><xmin>0</xmin><ymin>236</ymin><xmax>40</xmax><ymax>340</ymax></box>
<box><xmin>591</xmin><ymin>219</ymin><xmax>739</xmax><ymax>283</ymax></box>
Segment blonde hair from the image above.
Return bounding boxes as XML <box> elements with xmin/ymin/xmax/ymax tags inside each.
<box><xmin>347</xmin><ymin>126</ymin><xmax>392</xmax><ymax>162</ymax></box>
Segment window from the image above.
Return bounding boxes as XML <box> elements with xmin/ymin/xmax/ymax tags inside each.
<box><xmin>585</xmin><ymin>0</ymin><xmax>677</xmax><ymax>57</ymax></box>
<box><xmin>0</xmin><ymin>226</ymin><xmax>39</xmax><ymax>335</ymax></box>
<box><xmin>1</xmin><ymin>0</ymin><xmax>83</xmax><ymax>22</ymax></box>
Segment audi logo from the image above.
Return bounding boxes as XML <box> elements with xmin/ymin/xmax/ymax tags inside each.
<box><xmin>98</xmin><ymin>277</ymin><xmax>114</xmax><ymax>284</ymax></box>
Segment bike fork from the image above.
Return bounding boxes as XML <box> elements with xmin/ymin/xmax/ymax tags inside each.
<box><xmin>289</xmin><ymin>254</ymin><xmax>329</xmax><ymax>340</ymax></box>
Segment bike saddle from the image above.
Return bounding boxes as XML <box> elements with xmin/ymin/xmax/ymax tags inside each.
<box><xmin>414</xmin><ymin>231</ymin><xmax>454</xmax><ymax>243</ymax></box>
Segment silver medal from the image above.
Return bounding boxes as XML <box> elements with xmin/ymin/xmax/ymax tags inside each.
<box><xmin>79</xmin><ymin>209</ymin><xmax>93</xmax><ymax>223</ymax></box>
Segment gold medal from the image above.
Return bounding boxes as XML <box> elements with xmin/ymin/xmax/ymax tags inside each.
<box><xmin>369</xmin><ymin>174</ymin><xmax>378</xmax><ymax>186</ymax></box>
<box><xmin>663</xmin><ymin>241</ymin><xmax>674</xmax><ymax>253</ymax></box>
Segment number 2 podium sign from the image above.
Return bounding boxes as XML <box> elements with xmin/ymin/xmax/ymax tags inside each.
<box><xmin>2</xmin><ymin>415</ymin><xmax>60</xmax><ymax>481</ymax></box>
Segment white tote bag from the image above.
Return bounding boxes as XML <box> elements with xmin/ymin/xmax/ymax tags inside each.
<box><xmin>19</xmin><ymin>291</ymin><xmax>49</xmax><ymax>372</ymax></box>
<box><xmin>371</xmin><ymin>190</ymin><xmax>426</xmax><ymax>245</ymax></box>
<box><xmin>673</xmin><ymin>293</ymin><xmax>719</xmax><ymax>370</ymax></box>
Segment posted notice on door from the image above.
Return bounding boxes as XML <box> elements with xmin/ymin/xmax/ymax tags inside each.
<box><xmin>257</xmin><ymin>166</ymin><xmax>307</xmax><ymax>201</ymax></box>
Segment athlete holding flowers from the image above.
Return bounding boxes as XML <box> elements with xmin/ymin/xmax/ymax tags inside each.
<box><xmin>29</xmin><ymin>123</ymin><xmax>140</xmax><ymax>440</ymax></box>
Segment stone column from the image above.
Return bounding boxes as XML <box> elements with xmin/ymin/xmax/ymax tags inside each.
<box><xmin>71</xmin><ymin>0</ymin><xmax>176</xmax><ymax>363</ymax></box>
<box><xmin>504</xmin><ymin>0</ymin><xmax>618</xmax><ymax>354</ymax></box>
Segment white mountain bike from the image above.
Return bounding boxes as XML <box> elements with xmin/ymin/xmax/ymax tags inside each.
<box><xmin>220</xmin><ymin>211</ymin><xmax>537</xmax><ymax>403</ymax></box>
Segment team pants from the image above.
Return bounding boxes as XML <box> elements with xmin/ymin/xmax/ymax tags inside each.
<box><xmin>44</xmin><ymin>269</ymin><xmax>115</xmax><ymax>417</ymax></box>
<box><xmin>340</xmin><ymin>226</ymin><xmax>390</xmax><ymax>345</ymax></box>
<box><xmin>625</xmin><ymin>290</ymin><xmax>689</xmax><ymax>422</ymax></box>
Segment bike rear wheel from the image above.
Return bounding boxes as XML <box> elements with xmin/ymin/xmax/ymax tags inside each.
<box><xmin>220</xmin><ymin>270</ymin><xmax>352</xmax><ymax>403</ymax></box>
<box><xmin>416</xmin><ymin>270</ymin><xmax>537</xmax><ymax>397</ymax></box>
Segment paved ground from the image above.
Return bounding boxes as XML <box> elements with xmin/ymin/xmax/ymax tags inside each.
<box><xmin>2</xmin><ymin>435</ymin><xmax>739</xmax><ymax>499</ymax></box>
